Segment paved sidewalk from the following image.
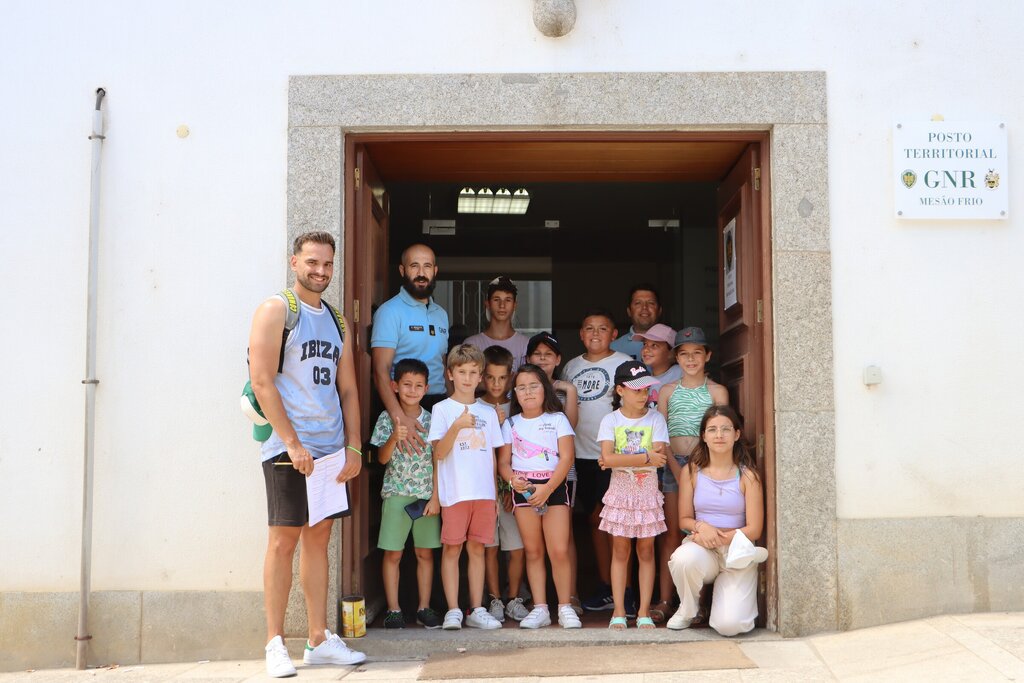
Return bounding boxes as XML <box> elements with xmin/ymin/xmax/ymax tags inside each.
<box><xmin>3</xmin><ymin>612</ymin><xmax>1022</xmax><ymax>682</ymax></box>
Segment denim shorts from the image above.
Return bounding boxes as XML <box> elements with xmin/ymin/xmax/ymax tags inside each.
<box><xmin>660</xmin><ymin>454</ymin><xmax>689</xmax><ymax>494</ymax></box>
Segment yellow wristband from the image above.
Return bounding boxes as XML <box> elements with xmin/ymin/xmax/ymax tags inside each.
<box><xmin>346</xmin><ymin>445</ymin><xmax>362</xmax><ymax>456</ymax></box>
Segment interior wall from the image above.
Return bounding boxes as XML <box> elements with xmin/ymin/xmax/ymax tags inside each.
<box><xmin>387</xmin><ymin>182</ymin><xmax>719</xmax><ymax>360</ymax></box>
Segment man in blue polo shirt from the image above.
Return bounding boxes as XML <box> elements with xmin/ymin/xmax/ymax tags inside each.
<box><xmin>371</xmin><ymin>243</ymin><xmax>449</xmax><ymax>452</ymax></box>
<box><xmin>610</xmin><ymin>283</ymin><xmax>663</xmax><ymax>362</ymax></box>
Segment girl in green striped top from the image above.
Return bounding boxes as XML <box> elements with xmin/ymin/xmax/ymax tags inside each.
<box><xmin>652</xmin><ymin>327</ymin><xmax>728</xmax><ymax>623</ymax></box>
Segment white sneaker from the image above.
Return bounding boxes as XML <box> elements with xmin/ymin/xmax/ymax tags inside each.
<box><xmin>519</xmin><ymin>605</ymin><xmax>551</xmax><ymax>629</ymax></box>
<box><xmin>265</xmin><ymin>635</ymin><xmax>296</xmax><ymax>678</ymax></box>
<box><xmin>505</xmin><ymin>596</ymin><xmax>529</xmax><ymax>621</ymax></box>
<box><xmin>302</xmin><ymin>629</ymin><xmax>366</xmax><ymax>666</ymax></box>
<box><xmin>442</xmin><ymin>608</ymin><xmax>464</xmax><ymax>630</ymax></box>
<box><xmin>465</xmin><ymin>606</ymin><xmax>503</xmax><ymax>629</ymax></box>
<box><xmin>557</xmin><ymin>604</ymin><xmax>582</xmax><ymax>629</ymax></box>
<box><xmin>488</xmin><ymin>596</ymin><xmax>507</xmax><ymax>622</ymax></box>
<box><xmin>666</xmin><ymin>607</ymin><xmax>693</xmax><ymax>631</ymax></box>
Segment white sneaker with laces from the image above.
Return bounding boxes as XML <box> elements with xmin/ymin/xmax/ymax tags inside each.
<box><xmin>442</xmin><ymin>608</ymin><xmax>464</xmax><ymax>630</ymax></box>
<box><xmin>519</xmin><ymin>605</ymin><xmax>552</xmax><ymax>629</ymax></box>
<box><xmin>302</xmin><ymin>629</ymin><xmax>366</xmax><ymax>666</ymax></box>
<box><xmin>505</xmin><ymin>596</ymin><xmax>529</xmax><ymax>621</ymax></box>
<box><xmin>488</xmin><ymin>596</ymin><xmax>507</xmax><ymax>622</ymax></box>
<box><xmin>465</xmin><ymin>606</ymin><xmax>503</xmax><ymax>629</ymax></box>
<box><xmin>265</xmin><ymin>635</ymin><xmax>297</xmax><ymax>678</ymax></box>
<box><xmin>557</xmin><ymin>604</ymin><xmax>582</xmax><ymax>629</ymax></box>
<box><xmin>666</xmin><ymin>607</ymin><xmax>693</xmax><ymax>631</ymax></box>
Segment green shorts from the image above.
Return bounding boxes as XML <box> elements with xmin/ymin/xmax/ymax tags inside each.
<box><xmin>377</xmin><ymin>495</ymin><xmax>442</xmax><ymax>551</ymax></box>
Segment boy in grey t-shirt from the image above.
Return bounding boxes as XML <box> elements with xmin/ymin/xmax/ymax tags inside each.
<box><xmin>561</xmin><ymin>309</ymin><xmax>631</xmax><ymax>612</ymax></box>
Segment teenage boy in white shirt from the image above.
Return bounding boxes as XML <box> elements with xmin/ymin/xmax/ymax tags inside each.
<box><xmin>464</xmin><ymin>276</ymin><xmax>529</xmax><ymax>371</ymax></box>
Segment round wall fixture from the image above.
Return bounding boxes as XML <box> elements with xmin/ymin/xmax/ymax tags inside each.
<box><xmin>533</xmin><ymin>0</ymin><xmax>576</xmax><ymax>38</ymax></box>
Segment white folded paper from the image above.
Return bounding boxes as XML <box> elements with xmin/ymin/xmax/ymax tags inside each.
<box><xmin>305</xmin><ymin>449</ymin><xmax>350</xmax><ymax>526</ymax></box>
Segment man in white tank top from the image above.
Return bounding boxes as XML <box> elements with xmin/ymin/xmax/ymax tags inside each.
<box><xmin>249</xmin><ymin>232</ymin><xmax>365</xmax><ymax>677</ymax></box>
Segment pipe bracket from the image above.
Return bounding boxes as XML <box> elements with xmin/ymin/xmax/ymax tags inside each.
<box><xmin>82</xmin><ymin>379</ymin><xmax>100</xmax><ymax>384</ymax></box>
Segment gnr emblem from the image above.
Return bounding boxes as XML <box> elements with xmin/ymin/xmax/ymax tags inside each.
<box><xmin>985</xmin><ymin>169</ymin><xmax>1000</xmax><ymax>189</ymax></box>
<box><xmin>901</xmin><ymin>169</ymin><xmax>917</xmax><ymax>189</ymax></box>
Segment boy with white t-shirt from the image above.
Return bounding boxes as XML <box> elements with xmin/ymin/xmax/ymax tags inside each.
<box><xmin>429</xmin><ymin>344</ymin><xmax>511</xmax><ymax>630</ymax></box>
<box><xmin>561</xmin><ymin>309</ymin><xmax>631</xmax><ymax>613</ymax></box>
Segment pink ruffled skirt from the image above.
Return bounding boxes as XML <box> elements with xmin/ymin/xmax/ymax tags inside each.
<box><xmin>599</xmin><ymin>468</ymin><xmax>666</xmax><ymax>538</ymax></box>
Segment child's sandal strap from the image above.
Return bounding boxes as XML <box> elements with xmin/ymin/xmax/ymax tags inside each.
<box><xmin>636</xmin><ymin>616</ymin><xmax>656</xmax><ymax>629</ymax></box>
<box><xmin>608</xmin><ymin>616</ymin><xmax>628</xmax><ymax>630</ymax></box>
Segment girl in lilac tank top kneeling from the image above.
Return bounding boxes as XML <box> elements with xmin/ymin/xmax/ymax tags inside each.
<box><xmin>667</xmin><ymin>405</ymin><xmax>765</xmax><ymax>636</ymax></box>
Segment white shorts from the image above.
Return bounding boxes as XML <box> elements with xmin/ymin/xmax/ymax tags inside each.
<box><xmin>485</xmin><ymin>506</ymin><xmax>523</xmax><ymax>551</ymax></box>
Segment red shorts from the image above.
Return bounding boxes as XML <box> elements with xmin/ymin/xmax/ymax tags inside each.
<box><xmin>441</xmin><ymin>499</ymin><xmax>496</xmax><ymax>545</ymax></box>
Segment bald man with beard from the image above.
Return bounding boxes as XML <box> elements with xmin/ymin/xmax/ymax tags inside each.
<box><xmin>371</xmin><ymin>244</ymin><xmax>449</xmax><ymax>453</ymax></box>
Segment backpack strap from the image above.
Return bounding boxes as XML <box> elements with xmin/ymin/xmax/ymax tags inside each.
<box><xmin>275</xmin><ymin>289</ymin><xmax>302</xmax><ymax>373</ymax></box>
<box><xmin>271</xmin><ymin>289</ymin><xmax>345</xmax><ymax>373</ymax></box>
<box><xmin>324</xmin><ymin>301</ymin><xmax>346</xmax><ymax>344</ymax></box>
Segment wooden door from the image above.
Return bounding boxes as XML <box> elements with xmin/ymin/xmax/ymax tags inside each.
<box><xmin>342</xmin><ymin>144</ymin><xmax>389</xmax><ymax>606</ymax></box>
<box><xmin>716</xmin><ymin>142</ymin><xmax>777</xmax><ymax>629</ymax></box>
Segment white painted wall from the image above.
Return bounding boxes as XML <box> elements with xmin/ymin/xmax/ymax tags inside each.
<box><xmin>1</xmin><ymin>1</ymin><xmax>1021</xmax><ymax>592</ymax></box>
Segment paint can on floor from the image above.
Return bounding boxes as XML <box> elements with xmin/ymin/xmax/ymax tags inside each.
<box><xmin>341</xmin><ymin>595</ymin><xmax>366</xmax><ymax>638</ymax></box>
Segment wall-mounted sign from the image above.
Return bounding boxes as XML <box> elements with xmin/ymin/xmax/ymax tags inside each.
<box><xmin>893</xmin><ymin>121</ymin><xmax>1007</xmax><ymax>220</ymax></box>
<box><xmin>723</xmin><ymin>218</ymin><xmax>737</xmax><ymax>310</ymax></box>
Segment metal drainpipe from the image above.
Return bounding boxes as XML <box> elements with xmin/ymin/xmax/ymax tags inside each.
<box><xmin>76</xmin><ymin>87</ymin><xmax>106</xmax><ymax>670</ymax></box>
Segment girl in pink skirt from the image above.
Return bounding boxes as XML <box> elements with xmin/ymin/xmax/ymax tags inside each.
<box><xmin>597</xmin><ymin>360</ymin><xmax>670</xmax><ymax>629</ymax></box>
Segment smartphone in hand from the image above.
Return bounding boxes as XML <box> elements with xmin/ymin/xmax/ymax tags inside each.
<box><xmin>404</xmin><ymin>498</ymin><xmax>429</xmax><ymax>520</ymax></box>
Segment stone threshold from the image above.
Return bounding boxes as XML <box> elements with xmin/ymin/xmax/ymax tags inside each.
<box><xmin>286</xmin><ymin>626</ymin><xmax>779</xmax><ymax>659</ymax></box>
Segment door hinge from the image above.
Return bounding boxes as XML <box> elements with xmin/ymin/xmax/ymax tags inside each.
<box><xmin>353</xmin><ymin>298</ymin><xmax>360</xmax><ymax>324</ymax></box>
<box><xmin>354</xmin><ymin>167</ymin><xmax>361</xmax><ymax>191</ymax></box>
<box><xmin>756</xmin><ymin>299</ymin><xmax>764</xmax><ymax>323</ymax></box>
<box><xmin>753</xmin><ymin>167</ymin><xmax>761</xmax><ymax>191</ymax></box>
<box><xmin>757</xmin><ymin>433</ymin><xmax>765</xmax><ymax>460</ymax></box>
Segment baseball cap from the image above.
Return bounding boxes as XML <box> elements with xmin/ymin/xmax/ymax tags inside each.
<box><xmin>632</xmin><ymin>323</ymin><xmax>676</xmax><ymax>346</ymax></box>
<box><xmin>613</xmin><ymin>360</ymin><xmax>659</xmax><ymax>390</ymax></box>
<box><xmin>725</xmin><ymin>529</ymin><xmax>769</xmax><ymax>569</ymax></box>
<box><xmin>487</xmin><ymin>275</ymin><xmax>518</xmax><ymax>299</ymax></box>
<box><xmin>526</xmin><ymin>331</ymin><xmax>561</xmax><ymax>357</ymax></box>
<box><xmin>673</xmin><ymin>326</ymin><xmax>708</xmax><ymax>349</ymax></box>
<box><xmin>241</xmin><ymin>380</ymin><xmax>273</xmax><ymax>442</ymax></box>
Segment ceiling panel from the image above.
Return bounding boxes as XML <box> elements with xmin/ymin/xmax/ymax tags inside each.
<box><xmin>364</xmin><ymin>140</ymin><xmax>747</xmax><ymax>183</ymax></box>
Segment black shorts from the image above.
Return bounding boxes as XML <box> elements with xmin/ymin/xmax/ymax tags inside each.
<box><xmin>573</xmin><ymin>459</ymin><xmax>611</xmax><ymax>515</ymax></box>
<box><xmin>262</xmin><ymin>453</ymin><xmax>350</xmax><ymax>527</ymax></box>
<box><xmin>512</xmin><ymin>475</ymin><xmax>571</xmax><ymax>508</ymax></box>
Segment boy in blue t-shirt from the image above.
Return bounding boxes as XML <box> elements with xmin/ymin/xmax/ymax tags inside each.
<box><xmin>370</xmin><ymin>358</ymin><xmax>441</xmax><ymax>629</ymax></box>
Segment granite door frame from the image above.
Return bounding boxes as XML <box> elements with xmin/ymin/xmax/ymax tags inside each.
<box><xmin>286</xmin><ymin>72</ymin><xmax>834</xmax><ymax>637</ymax></box>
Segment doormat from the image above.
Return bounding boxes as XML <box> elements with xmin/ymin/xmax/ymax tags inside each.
<box><xmin>418</xmin><ymin>641</ymin><xmax>755</xmax><ymax>679</ymax></box>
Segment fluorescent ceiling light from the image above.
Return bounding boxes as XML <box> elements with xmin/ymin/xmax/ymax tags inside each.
<box><xmin>457</xmin><ymin>187</ymin><xmax>530</xmax><ymax>214</ymax></box>
<box><xmin>475</xmin><ymin>188</ymin><xmax>494</xmax><ymax>213</ymax></box>
<box><xmin>492</xmin><ymin>188</ymin><xmax>512</xmax><ymax>214</ymax></box>
<box><xmin>458</xmin><ymin>187</ymin><xmax>476</xmax><ymax>213</ymax></box>
<box><xmin>510</xmin><ymin>189</ymin><xmax>530</xmax><ymax>215</ymax></box>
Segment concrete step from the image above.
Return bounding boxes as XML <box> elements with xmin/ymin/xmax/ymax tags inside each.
<box><xmin>288</xmin><ymin>626</ymin><xmax>779</xmax><ymax>660</ymax></box>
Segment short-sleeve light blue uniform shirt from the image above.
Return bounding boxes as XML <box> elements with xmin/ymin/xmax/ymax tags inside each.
<box><xmin>371</xmin><ymin>287</ymin><xmax>449</xmax><ymax>395</ymax></box>
<box><xmin>610</xmin><ymin>326</ymin><xmax>643</xmax><ymax>362</ymax></box>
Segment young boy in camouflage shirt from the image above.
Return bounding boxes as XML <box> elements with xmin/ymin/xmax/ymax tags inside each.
<box><xmin>371</xmin><ymin>358</ymin><xmax>442</xmax><ymax>629</ymax></box>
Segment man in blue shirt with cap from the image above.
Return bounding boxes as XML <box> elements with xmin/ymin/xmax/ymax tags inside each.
<box><xmin>371</xmin><ymin>243</ymin><xmax>449</xmax><ymax>454</ymax></box>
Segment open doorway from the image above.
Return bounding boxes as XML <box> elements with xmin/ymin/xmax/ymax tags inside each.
<box><xmin>343</xmin><ymin>132</ymin><xmax>776</xmax><ymax>630</ymax></box>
